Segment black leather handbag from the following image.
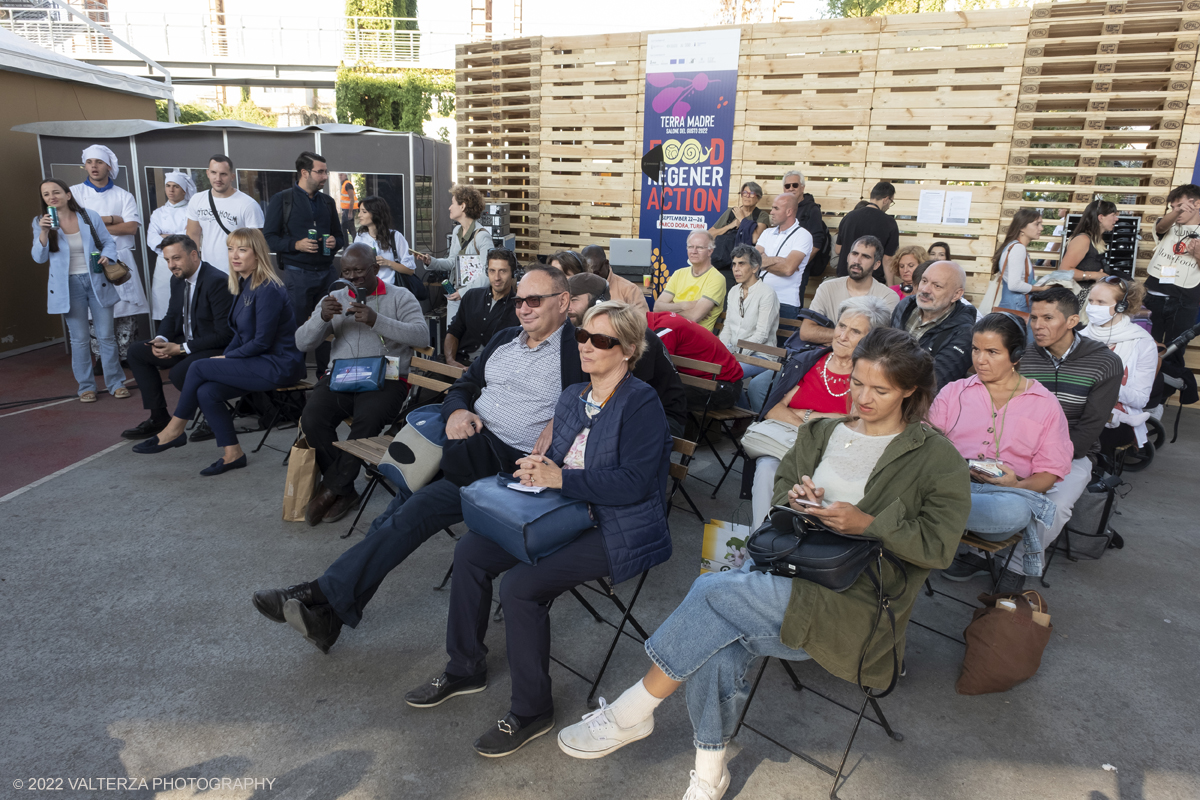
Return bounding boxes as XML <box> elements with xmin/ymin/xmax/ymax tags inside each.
<box><xmin>747</xmin><ymin>505</ymin><xmax>887</xmax><ymax>592</ymax></box>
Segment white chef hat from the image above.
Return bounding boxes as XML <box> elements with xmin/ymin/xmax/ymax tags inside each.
<box><xmin>81</xmin><ymin>144</ymin><xmax>120</xmax><ymax>180</ymax></box>
<box><xmin>164</xmin><ymin>170</ymin><xmax>197</xmax><ymax>200</ymax></box>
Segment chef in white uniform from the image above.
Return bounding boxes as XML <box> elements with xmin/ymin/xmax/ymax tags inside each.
<box><xmin>146</xmin><ymin>171</ymin><xmax>196</xmax><ymax>321</ymax></box>
<box><xmin>70</xmin><ymin>145</ymin><xmax>150</xmax><ymax>360</ymax></box>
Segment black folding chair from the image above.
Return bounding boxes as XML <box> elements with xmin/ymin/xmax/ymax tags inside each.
<box><xmin>666</xmin><ymin>437</ymin><xmax>704</xmax><ymax>522</ymax></box>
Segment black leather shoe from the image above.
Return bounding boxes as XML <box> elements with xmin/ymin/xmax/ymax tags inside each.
<box><xmin>305</xmin><ymin>485</ymin><xmax>338</xmax><ymax>527</ymax></box>
<box><xmin>200</xmin><ymin>454</ymin><xmax>247</xmax><ymax>476</ymax></box>
<box><xmin>473</xmin><ymin>711</ymin><xmax>555</xmax><ymax>757</ymax></box>
<box><xmin>252</xmin><ymin>583</ymin><xmax>317</xmax><ymax>623</ymax></box>
<box><xmin>283</xmin><ymin>599</ymin><xmax>342</xmax><ymax>654</ymax></box>
<box><xmin>122</xmin><ymin>417</ymin><xmax>168</xmax><ymax>440</ymax></box>
<box><xmin>189</xmin><ymin>421</ymin><xmax>216</xmax><ymax>442</ymax></box>
<box><xmin>132</xmin><ymin>433</ymin><xmax>187</xmax><ymax>454</ymax></box>
<box><xmin>404</xmin><ymin>671</ymin><xmax>488</xmax><ymax>708</ymax></box>
<box><xmin>322</xmin><ymin>490</ymin><xmax>362</xmax><ymax>524</ymax></box>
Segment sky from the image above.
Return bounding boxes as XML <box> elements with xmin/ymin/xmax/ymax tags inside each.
<box><xmin>417</xmin><ymin>0</ymin><xmax>827</xmax><ymax>68</ymax></box>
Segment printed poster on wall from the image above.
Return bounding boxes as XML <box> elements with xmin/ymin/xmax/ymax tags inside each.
<box><xmin>639</xmin><ymin>28</ymin><xmax>741</xmax><ymax>296</ymax></box>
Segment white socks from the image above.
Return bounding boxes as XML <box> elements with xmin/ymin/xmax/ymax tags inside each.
<box><xmin>695</xmin><ymin>747</ymin><xmax>727</xmax><ymax>787</ymax></box>
<box><xmin>609</xmin><ymin>679</ymin><xmax>663</xmax><ymax>728</ymax></box>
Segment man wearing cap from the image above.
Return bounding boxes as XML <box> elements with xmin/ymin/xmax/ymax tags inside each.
<box><xmin>70</xmin><ymin>145</ymin><xmax>151</xmax><ymax>362</ymax></box>
<box><xmin>568</xmin><ymin>273</ymin><xmax>687</xmax><ymax>436</ymax></box>
<box><xmin>146</xmin><ymin>172</ymin><xmax>196</xmax><ymax>322</ymax></box>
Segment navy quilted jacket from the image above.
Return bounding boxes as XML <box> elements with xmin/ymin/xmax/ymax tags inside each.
<box><xmin>549</xmin><ymin>376</ymin><xmax>673</xmax><ymax>584</ymax></box>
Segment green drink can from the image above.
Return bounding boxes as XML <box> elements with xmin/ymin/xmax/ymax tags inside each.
<box><xmin>90</xmin><ymin>251</ymin><xmax>102</xmax><ymax>273</ymax></box>
<box><xmin>48</xmin><ymin>206</ymin><xmax>59</xmax><ymax>228</ymax></box>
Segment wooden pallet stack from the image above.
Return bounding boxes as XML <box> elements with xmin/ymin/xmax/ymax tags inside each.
<box><xmin>455</xmin><ymin>36</ymin><xmax>543</xmax><ymax>260</ymax></box>
<box><xmin>1005</xmin><ymin>0</ymin><xmax>1199</xmax><ymax>277</ymax></box>
<box><xmin>735</xmin><ymin>19</ymin><xmax>878</xmax><ymax>262</ymax></box>
<box><xmin>538</xmin><ymin>33</ymin><xmax>644</xmax><ymax>255</ymax></box>
<box><xmin>869</xmin><ymin>9</ymin><xmax>1030</xmax><ymax>297</ymax></box>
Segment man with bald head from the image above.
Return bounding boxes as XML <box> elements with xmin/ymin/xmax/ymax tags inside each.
<box><xmin>295</xmin><ymin>242</ymin><xmax>430</xmax><ymax>525</ymax></box>
<box><xmin>890</xmin><ymin>260</ymin><xmax>976</xmax><ymax>389</ymax></box>
<box><xmin>756</xmin><ymin>190</ymin><xmax>814</xmax><ymax>319</ymax></box>
<box><xmin>581</xmin><ymin>245</ymin><xmax>649</xmax><ymax>315</ymax></box>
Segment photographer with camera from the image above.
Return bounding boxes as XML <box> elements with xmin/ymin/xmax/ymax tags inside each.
<box><xmin>1145</xmin><ymin>185</ymin><xmax>1200</xmax><ymax>360</ymax></box>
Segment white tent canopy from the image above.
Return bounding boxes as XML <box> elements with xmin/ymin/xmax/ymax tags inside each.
<box><xmin>0</xmin><ymin>28</ymin><xmax>172</xmax><ymax>101</ymax></box>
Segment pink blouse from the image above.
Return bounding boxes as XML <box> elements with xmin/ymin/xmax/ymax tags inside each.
<box><xmin>929</xmin><ymin>375</ymin><xmax>1073</xmax><ymax>480</ymax></box>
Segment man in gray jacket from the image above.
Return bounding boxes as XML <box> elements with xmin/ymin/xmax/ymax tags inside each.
<box><xmin>296</xmin><ymin>243</ymin><xmax>429</xmax><ymax>525</ymax></box>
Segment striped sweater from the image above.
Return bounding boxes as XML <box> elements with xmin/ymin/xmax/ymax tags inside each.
<box><xmin>1022</xmin><ymin>334</ymin><xmax>1123</xmax><ymax>460</ymax></box>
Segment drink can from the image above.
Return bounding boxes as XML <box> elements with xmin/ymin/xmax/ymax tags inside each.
<box><xmin>90</xmin><ymin>251</ymin><xmax>102</xmax><ymax>273</ymax></box>
<box><xmin>441</xmin><ymin>279</ymin><xmax>454</xmax><ymax>294</ymax></box>
<box><xmin>48</xmin><ymin>206</ymin><xmax>60</xmax><ymax>228</ymax></box>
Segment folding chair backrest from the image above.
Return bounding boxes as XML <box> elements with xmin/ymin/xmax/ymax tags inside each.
<box><xmin>734</xmin><ymin>348</ymin><xmax>783</xmax><ymax>374</ymax></box>
<box><xmin>409</xmin><ymin>356</ymin><xmax>465</xmax><ymax>394</ymax></box>
<box><xmin>669</xmin><ymin>354</ymin><xmax>720</xmax><ymax>392</ymax></box>
<box><xmin>669</xmin><ymin>437</ymin><xmax>696</xmax><ymax>483</ymax></box>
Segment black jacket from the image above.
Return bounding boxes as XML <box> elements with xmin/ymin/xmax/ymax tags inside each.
<box><xmin>263</xmin><ymin>185</ymin><xmax>345</xmax><ymax>271</ymax></box>
<box><xmin>634</xmin><ymin>330</ymin><xmax>688</xmax><ymax>435</ymax></box>
<box><xmin>155</xmin><ymin>261</ymin><xmax>234</xmax><ymax>353</ymax></box>
<box><xmin>442</xmin><ymin>321</ymin><xmax>585</xmax><ymax>422</ymax></box>
<box><xmin>796</xmin><ymin>193</ymin><xmax>827</xmax><ymax>258</ymax></box>
<box><xmin>891</xmin><ymin>296</ymin><xmax>976</xmax><ymax>390</ymax></box>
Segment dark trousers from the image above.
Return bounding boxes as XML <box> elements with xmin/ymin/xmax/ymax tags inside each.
<box><xmin>1144</xmin><ymin>286</ymin><xmax>1200</xmax><ymax>365</ymax></box>
<box><xmin>685</xmin><ymin>380</ymin><xmax>738</xmax><ymax>412</ymax></box>
<box><xmin>283</xmin><ymin>264</ymin><xmax>338</xmax><ymax>374</ymax></box>
<box><xmin>301</xmin><ymin>376</ymin><xmax>409</xmax><ymax>495</ymax></box>
<box><xmin>446</xmin><ymin>528</ymin><xmax>610</xmax><ymax>718</ymax></box>
<box><xmin>317</xmin><ymin>428</ymin><xmax>524</xmax><ymax>628</ymax></box>
<box><xmin>127</xmin><ymin>340</ymin><xmax>222</xmax><ymax>414</ymax></box>
<box><xmin>173</xmin><ymin>358</ymin><xmax>293</xmax><ymax>447</ymax></box>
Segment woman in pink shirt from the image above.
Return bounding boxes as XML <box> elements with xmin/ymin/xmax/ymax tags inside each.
<box><xmin>928</xmin><ymin>313</ymin><xmax>1073</xmax><ymax>591</ymax></box>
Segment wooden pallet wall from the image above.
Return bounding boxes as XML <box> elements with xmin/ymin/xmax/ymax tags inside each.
<box><xmin>458</xmin><ymin>1</ymin><xmax>1200</xmax><ymax>301</ymax></box>
<box><xmin>1007</xmin><ymin>0</ymin><xmax>1199</xmax><ymax>277</ymax></box>
<box><xmin>455</xmin><ymin>36</ymin><xmax>542</xmax><ymax>259</ymax></box>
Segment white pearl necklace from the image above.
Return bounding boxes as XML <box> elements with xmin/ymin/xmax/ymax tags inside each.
<box><xmin>822</xmin><ymin>358</ymin><xmax>851</xmax><ymax>397</ymax></box>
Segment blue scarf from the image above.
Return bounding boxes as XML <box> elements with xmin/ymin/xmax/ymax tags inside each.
<box><xmin>88</xmin><ymin>178</ymin><xmax>116</xmax><ymax>193</ymax></box>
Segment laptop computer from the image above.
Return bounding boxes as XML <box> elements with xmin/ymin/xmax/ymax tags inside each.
<box><xmin>609</xmin><ymin>238</ymin><xmax>653</xmax><ymax>269</ymax></box>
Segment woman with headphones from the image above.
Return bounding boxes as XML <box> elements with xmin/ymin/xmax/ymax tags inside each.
<box><xmin>1082</xmin><ymin>277</ymin><xmax>1158</xmax><ymax>448</ymax></box>
<box><xmin>929</xmin><ymin>312</ymin><xmax>1074</xmax><ymax>593</ymax></box>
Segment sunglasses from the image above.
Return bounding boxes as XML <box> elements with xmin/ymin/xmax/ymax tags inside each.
<box><xmin>783</xmin><ymin>183</ymin><xmax>800</xmax><ymax>189</ymax></box>
<box><xmin>513</xmin><ymin>291</ymin><xmax>567</xmax><ymax>308</ymax></box>
<box><xmin>574</xmin><ymin>328</ymin><xmax>622</xmax><ymax>350</ymax></box>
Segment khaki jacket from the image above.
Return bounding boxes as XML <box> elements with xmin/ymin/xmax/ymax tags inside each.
<box><xmin>772</xmin><ymin>418</ymin><xmax>970</xmax><ymax>688</ymax></box>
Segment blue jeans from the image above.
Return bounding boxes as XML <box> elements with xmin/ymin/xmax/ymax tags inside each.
<box><xmin>64</xmin><ymin>274</ymin><xmax>124</xmax><ymax>396</ymax></box>
<box><xmin>777</xmin><ymin>303</ymin><xmax>801</xmax><ymax>346</ymax></box>
<box><xmin>738</xmin><ymin>363</ymin><xmax>768</xmax><ymax>409</ymax></box>
<box><xmin>966</xmin><ymin>485</ymin><xmax>1035</xmax><ymax>542</ymax></box>
<box><xmin>318</xmin><ymin>478</ymin><xmax>465</xmax><ymax>627</ymax></box>
<box><xmin>645</xmin><ymin>566</ymin><xmax>809</xmax><ymax>750</ymax></box>
<box><xmin>746</xmin><ymin>368</ymin><xmax>776</xmax><ymax>414</ymax></box>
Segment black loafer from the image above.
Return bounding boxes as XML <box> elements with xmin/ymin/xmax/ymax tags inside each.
<box><xmin>122</xmin><ymin>417</ymin><xmax>168</xmax><ymax>440</ymax></box>
<box><xmin>252</xmin><ymin>583</ymin><xmax>317</xmax><ymax>623</ymax></box>
<box><xmin>283</xmin><ymin>599</ymin><xmax>343</xmax><ymax>654</ymax></box>
<box><xmin>405</xmin><ymin>671</ymin><xmax>488</xmax><ymax>708</ymax></box>
<box><xmin>132</xmin><ymin>433</ymin><xmax>187</xmax><ymax>454</ymax></box>
<box><xmin>473</xmin><ymin>711</ymin><xmax>555</xmax><ymax>757</ymax></box>
<box><xmin>189</xmin><ymin>421</ymin><xmax>216</xmax><ymax>442</ymax></box>
<box><xmin>200</xmin><ymin>454</ymin><xmax>247</xmax><ymax>476</ymax></box>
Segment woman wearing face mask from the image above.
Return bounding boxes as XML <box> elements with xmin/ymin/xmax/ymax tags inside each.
<box><xmin>1081</xmin><ymin>277</ymin><xmax>1158</xmax><ymax>448</ymax></box>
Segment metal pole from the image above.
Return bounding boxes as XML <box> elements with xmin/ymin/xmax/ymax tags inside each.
<box><xmin>44</xmin><ymin>0</ymin><xmax>177</xmax><ymax>122</ymax></box>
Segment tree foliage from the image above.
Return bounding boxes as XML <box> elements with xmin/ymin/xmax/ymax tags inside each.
<box><xmin>335</xmin><ymin>64</ymin><xmax>454</xmax><ymax>131</ymax></box>
<box><xmin>155</xmin><ymin>97</ymin><xmax>277</xmax><ymax>127</ymax></box>
<box><xmin>345</xmin><ymin>0</ymin><xmax>417</xmax><ymax>30</ymax></box>
<box><xmin>824</xmin><ymin>0</ymin><xmax>1027</xmax><ymax>17</ymax></box>
<box><xmin>156</xmin><ymin>101</ymin><xmax>216</xmax><ymax>124</ymax></box>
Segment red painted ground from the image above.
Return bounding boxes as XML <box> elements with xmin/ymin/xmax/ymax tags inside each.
<box><xmin>0</xmin><ymin>346</ymin><xmax>178</xmax><ymax>497</ymax></box>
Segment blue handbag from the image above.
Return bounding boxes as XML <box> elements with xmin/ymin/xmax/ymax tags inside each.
<box><xmin>328</xmin><ymin>356</ymin><xmax>385</xmax><ymax>392</ymax></box>
<box><xmin>461</xmin><ymin>473</ymin><xmax>596</xmax><ymax>565</ymax></box>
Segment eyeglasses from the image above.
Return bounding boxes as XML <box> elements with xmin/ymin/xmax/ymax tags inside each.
<box><xmin>783</xmin><ymin>183</ymin><xmax>800</xmax><ymax>189</ymax></box>
<box><xmin>574</xmin><ymin>328</ymin><xmax>622</xmax><ymax>350</ymax></box>
<box><xmin>513</xmin><ymin>291</ymin><xmax>567</xmax><ymax>308</ymax></box>
<box><xmin>740</xmin><ymin>190</ymin><xmax>760</xmax><ymax>198</ymax></box>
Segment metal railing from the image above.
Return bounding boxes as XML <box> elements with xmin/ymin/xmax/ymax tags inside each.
<box><xmin>0</xmin><ymin>6</ymin><xmax>421</xmax><ymax>64</ymax></box>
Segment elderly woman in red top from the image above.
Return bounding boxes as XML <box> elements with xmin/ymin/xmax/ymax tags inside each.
<box><xmin>929</xmin><ymin>312</ymin><xmax>1073</xmax><ymax>594</ymax></box>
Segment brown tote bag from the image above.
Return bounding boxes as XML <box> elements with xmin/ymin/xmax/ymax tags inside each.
<box><xmin>282</xmin><ymin>426</ymin><xmax>320</xmax><ymax>522</ymax></box>
<box><xmin>956</xmin><ymin>590</ymin><xmax>1053</xmax><ymax>695</ymax></box>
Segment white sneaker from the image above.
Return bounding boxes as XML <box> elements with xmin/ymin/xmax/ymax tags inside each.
<box><xmin>682</xmin><ymin>768</ymin><xmax>731</xmax><ymax>800</ymax></box>
<box><xmin>556</xmin><ymin>698</ymin><xmax>654</xmax><ymax>759</ymax></box>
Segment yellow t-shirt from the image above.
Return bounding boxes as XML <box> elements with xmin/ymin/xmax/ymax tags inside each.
<box><xmin>662</xmin><ymin>265</ymin><xmax>727</xmax><ymax>331</ymax></box>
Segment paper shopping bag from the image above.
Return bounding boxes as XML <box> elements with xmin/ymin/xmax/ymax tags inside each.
<box><xmin>700</xmin><ymin>519</ymin><xmax>751</xmax><ymax>574</ymax></box>
<box><xmin>283</xmin><ymin>430</ymin><xmax>320</xmax><ymax>522</ymax></box>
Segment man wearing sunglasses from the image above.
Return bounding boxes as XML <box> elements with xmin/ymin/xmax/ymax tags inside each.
<box><xmin>252</xmin><ymin>266</ymin><xmax>584</xmax><ymax>655</ymax></box>
<box><xmin>568</xmin><ymin>273</ymin><xmax>687</xmax><ymax>436</ymax></box>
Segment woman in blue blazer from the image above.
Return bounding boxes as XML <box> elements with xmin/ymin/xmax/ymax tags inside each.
<box><xmin>404</xmin><ymin>301</ymin><xmax>674</xmax><ymax>758</ymax></box>
<box><xmin>31</xmin><ymin>179</ymin><xmax>127</xmax><ymax>402</ymax></box>
<box><xmin>134</xmin><ymin>228</ymin><xmax>305</xmax><ymax>476</ymax></box>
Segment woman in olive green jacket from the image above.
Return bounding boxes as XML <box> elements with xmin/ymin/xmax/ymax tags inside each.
<box><xmin>557</xmin><ymin>327</ymin><xmax>970</xmax><ymax>800</ymax></box>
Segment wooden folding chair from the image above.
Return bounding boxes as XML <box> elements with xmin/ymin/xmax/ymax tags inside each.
<box><xmin>911</xmin><ymin>531</ymin><xmax>1022</xmax><ymax>646</ymax></box>
<box><xmin>667</xmin><ymin>436</ymin><xmax>703</xmax><ymax>521</ymax></box>
<box><xmin>671</xmin><ymin>354</ymin><xmax>756</xmax><ymax>497</ymax></box>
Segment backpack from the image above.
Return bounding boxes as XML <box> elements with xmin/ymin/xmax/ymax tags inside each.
<box><xmin>807</xmin><ymin>217</ymin><xmax>833</xmax><ymax>278</ymax></box>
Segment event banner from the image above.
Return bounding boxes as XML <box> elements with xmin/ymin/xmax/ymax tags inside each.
<box><xmin>639</xmin><ymin>28</ymin><xmax>741</xmax><ymax>294</ymax></box>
